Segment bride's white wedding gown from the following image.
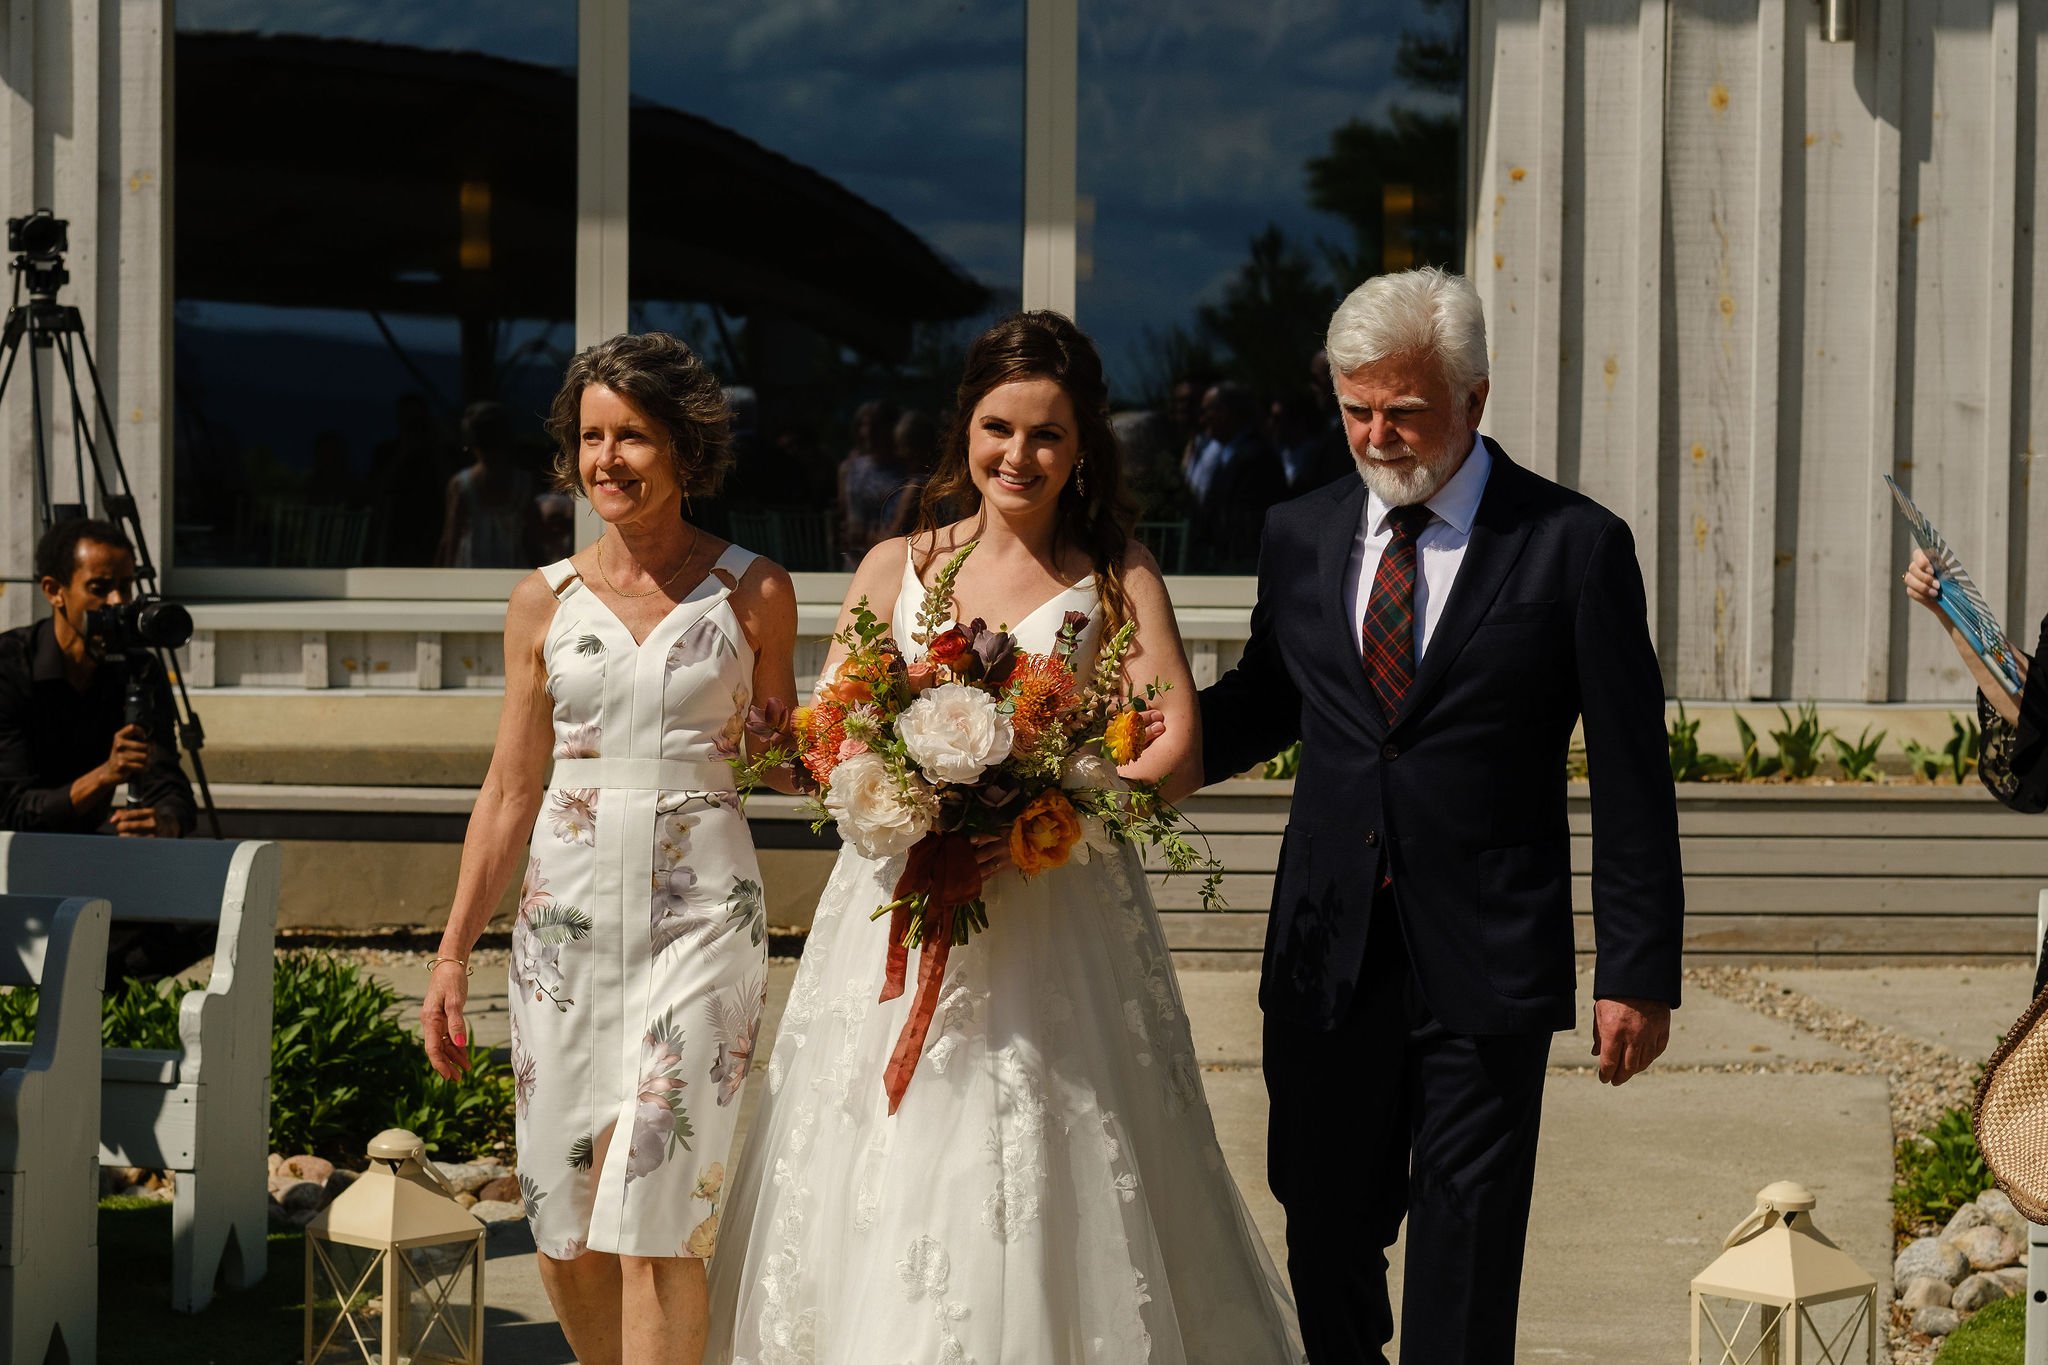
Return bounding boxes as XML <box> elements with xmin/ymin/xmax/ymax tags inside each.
<box><xmin>706</xmin><ymin>554</ymin><xmax>1303</xmax><ymax>1364</ymax></box>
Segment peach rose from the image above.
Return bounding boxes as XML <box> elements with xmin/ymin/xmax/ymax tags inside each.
<box><xmin>815</xmin><ymin>655</ymin><xmax>874</xmax><ymax>705</ymax></box>
<box><xmin>1009</xmin><ymin>788</ymin><xmax>1083</xmax><ymax>876</ymax></box>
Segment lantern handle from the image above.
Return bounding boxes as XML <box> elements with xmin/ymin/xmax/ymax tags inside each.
<box><xmin>1722</xmin><ymin>1204</ymin><xmax>1779</xmax><ymax>1250</ymax></box>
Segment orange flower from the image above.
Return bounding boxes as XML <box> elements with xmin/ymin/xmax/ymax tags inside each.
<box><xmin>1009</xmin><ymin>788</ymin><xmax>1082</xmax><ymax>875</ymax></box>
<box><xmin>1006</xmin><ymin>651</ymin><xmax>1079</xmax><ymax>750</ymax></box>
<box><xmin>1103</xmin><ymin>708</ymin><xmax>1147</xmax><ymax>766</ymax></box>
<box><xmin>816</xmin><ymin>655</ymin><xmax>874</xmax><ymax>706</ymax></box>
<box><xmin>801</xmin><ymin>700</ymin><xmax>850</xmax><ymax>784</ymax></box>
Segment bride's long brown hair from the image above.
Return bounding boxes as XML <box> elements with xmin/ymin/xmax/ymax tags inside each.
<box><xmin>914</xmin><ymin>311</ymin><xmax>1141</xmax><ymax>633</ymax></box>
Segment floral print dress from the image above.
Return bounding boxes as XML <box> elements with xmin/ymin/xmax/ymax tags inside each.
<box><xmin>511</xmin><ymin>546</ymin><xmax>769</xmax><ymax>1261</ymax></box>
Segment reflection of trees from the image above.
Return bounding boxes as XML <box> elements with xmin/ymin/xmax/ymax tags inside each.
<box><xmin>1132</xmin><ymin>0</ymin><xmax>1465</xmax><ymax>409</ymax></box>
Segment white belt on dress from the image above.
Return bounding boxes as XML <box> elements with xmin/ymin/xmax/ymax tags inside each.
<box><xmin>549</xmin><ymin>757</ymin><xmax>735</xmax><ymax>793</ymax></box>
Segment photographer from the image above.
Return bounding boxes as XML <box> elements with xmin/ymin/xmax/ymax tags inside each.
<box><xmin>0</xmin><ymin>518</ymin><xmax>194</xmax><ymax>838</ymax></box>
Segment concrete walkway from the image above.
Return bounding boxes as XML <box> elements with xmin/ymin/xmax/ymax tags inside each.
<box><xmin>371</xmin><ymin>960</ymin><xmax>2037</xmax><ymax>1364</ymax></box>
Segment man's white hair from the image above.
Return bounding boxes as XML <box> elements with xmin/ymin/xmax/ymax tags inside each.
<box><xmin>1325</xmin><ymin>267</ymin><xmax>1489</xmax><ymax>399</ymax></box>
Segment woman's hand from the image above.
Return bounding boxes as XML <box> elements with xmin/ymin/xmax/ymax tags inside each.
<box><xmin>1133</xmin><ymin>704</ymin><xmax>1167</xmax><ymax>752</ymax></box>
<box><xmin>971</xmin><ymin>830</ymin><xmax>1015</xmax><ymax>883</ymax></box>
<box><xmin>420</xmin><ymin>960</ymin><xmax>472</xmax><ymax>1080</ymax></box>
<box><xmin>1902</xmin><ymin>547</ymin><xmax>1944</xmax><ymax>614</ymax></box>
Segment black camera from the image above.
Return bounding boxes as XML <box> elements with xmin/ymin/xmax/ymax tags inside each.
<box><xmin>86</xmin><ymin>597</ymin><xmax>193</xmax><ymax>656</ymax></box>
<box><xmin>8</xmin><ymin>210</ymin><xmax>69</xmax><ymax>300</ymax></box>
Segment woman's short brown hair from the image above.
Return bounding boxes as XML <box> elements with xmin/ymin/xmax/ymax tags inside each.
<box><xmin>546</xmin><ymin>332</ymin><xmax>733</xmax><ymax>501</ymax></box>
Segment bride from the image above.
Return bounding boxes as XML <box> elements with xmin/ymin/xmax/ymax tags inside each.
<box><xmin>706</xmin><ymin>312</ymin><xmax>1303</xmax><ymax>1364</ymax></box>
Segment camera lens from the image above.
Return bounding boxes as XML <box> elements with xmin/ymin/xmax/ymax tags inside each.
<box><xmin>133</xmin><ymin>600</ymin><xmax>193</xmax><ymax>649</ymax></box>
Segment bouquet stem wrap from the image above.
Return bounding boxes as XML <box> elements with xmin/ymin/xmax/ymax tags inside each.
<box><xmin>879</xmin><ymin>832</ymin><xmax>982</xmax><ymax>1113</ymax></box>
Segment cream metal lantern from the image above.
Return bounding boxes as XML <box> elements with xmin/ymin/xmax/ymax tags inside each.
<box><xmin>1691</xmin><ymin>1181</ymin><xmax>1877</xmax><ymax>1365</ymax></box>
<box><xmin>304</xmin><ymin>1128</ymin><xmax>487</xmax><ymax>1365</ymax></box>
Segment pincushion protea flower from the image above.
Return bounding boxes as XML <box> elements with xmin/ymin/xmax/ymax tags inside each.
<box><xmin>1006</xmin><ymin>651</ymin><xmax>1079</xmax><ymax>751</ymax></box>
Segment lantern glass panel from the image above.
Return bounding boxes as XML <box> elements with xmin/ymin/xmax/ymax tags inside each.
<box><xmin>400</xmin><ymin>1239</ymin><xmax>479</xmax><ymax>1364</ymax></box>
<box><xmin>1695</xmin><ymin>1292</ymin><xmax>1875</xmax><ymax>1365</ymax></box>
<box><xmin>308</xmin><ymin>1239</ymin><xmax>386</xmax><ymax>1365</ymax></box>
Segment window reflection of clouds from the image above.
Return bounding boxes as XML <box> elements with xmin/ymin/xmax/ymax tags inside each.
<box><xmin>175</xmin><ymin>0</ymin><xmax>570</xmax><ymax>65</ymax></box>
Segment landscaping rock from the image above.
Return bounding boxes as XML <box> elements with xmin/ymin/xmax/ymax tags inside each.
<box><xmin>1942</xmin><ymin>1203</ymin><xmax>1990</xmax><ymax>1240</ymax></box>
<box><xmin>266</xmin><ymin>1152</ymin><xmax>283</xmax><ymax>1176</ymax></box>
<box><xmin>104</xmin><ymin>1165</ymin><xmax>148</xmax><ymax>1196</ymax></box>
<box><xmin>475</xmin><ymin>1174</ymin><xmax>520</xmax><ymax>1205</ymax></box>
<box><xmin>1895</xmin><ymin>1237</ymin><xmax>1969</xmax><ymax>1288</ymax></box>
<box><xmin>325</xmin><ymin>1169</ymin><xmax>358</xmax><ymax>1201</ymax></box>
<box><xmin>1993</xmin><ymin>1266</ymin><xmax>2030</xmax><ymax>1295</ymax></box>
<box><xmin>1899</xmin><ymin>1277</ymin><xmax>1952</xmax><ymax>1310</ymax></box>
<box><xmin>1949</xmin><ymin>1225</ymin><xmax>2020</xmax><ymax>1271</ymax></box>
<box><xmin>1952</xmin><ymin>1272</ymin><xmax>2014</xmax><ymax>1313</ymax></box>
<box><xmin>1975</xmin><ymin>1190</ymin><xmax>2033</xmax><ymax>1247</ymax></box>
<box><xmin>277</xmin><ymin>1154</ymin><xmax>335</xmax><ymax>1186</ymax></box>
<box><xmin>468</xmin><ymin>1199</ymin><xmax>524</xmax><ymax>1224</ymax></box>
<box><xmin>1911</xmin><ymin>1306</ymin><xmax>1960</xmax><ymax>1338</ymax></box>
<box><xmin>431</xmin><ymin>1161</ymin><xmax>508</xmax><ymax>1195</ymax></box>
<box><xmin>455</xmin><ymin>1192</ymin><xmax>479</xmax><ymax>1209</ymax></box>
<box><xmin>277</xmin><ymin>1178</ymin><xmax>326</xmax><ymax>1214</ymax></box>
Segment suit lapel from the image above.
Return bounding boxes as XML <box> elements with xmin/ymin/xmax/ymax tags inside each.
<box><xmin>1317</xmin><ymin>477</ymin><xmax>1384</xmax><ymax>732</ymax></box>
<box><xmin>1396</xmin><ymin>441</ymin><xmax>1536</xmax><ymax>728</ymax></box>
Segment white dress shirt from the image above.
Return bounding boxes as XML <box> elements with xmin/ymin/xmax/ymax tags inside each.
<box><xmin>1344</xmin><ymin>434</ymin><xmax>1493</xmax><ymax>662</ymax></box>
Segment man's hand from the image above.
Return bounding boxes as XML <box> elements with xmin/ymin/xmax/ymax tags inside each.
<box><xmin>111</xmin><ymin>804</ymin><xmax>177</xmax><ymax>838</ymax></box>
<box><xmin>1592</xmin><ymin>996</ymin><xmax>1671</xmax><ymax>1086</ymax></box>
<box><xmin>101</xmin><ymin>723</ymin><xmax>150</xmax><ymax>788</ymax></box>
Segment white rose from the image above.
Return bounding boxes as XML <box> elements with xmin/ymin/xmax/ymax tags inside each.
<box><xmin>896</xmin><ymin>682</ymin><xmax>1015</xmax><ymax>785</ymax></box>
<box><xmin>824</xmin><ymin>752</ymin><xmax>936</xmax><ymax>859</ymax></box>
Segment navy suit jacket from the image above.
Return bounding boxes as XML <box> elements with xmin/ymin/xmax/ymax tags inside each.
<box><xmin>1199</xmin><ymin>440</ymin><xmax>1684</xmax><ymax>1034</ymax></box>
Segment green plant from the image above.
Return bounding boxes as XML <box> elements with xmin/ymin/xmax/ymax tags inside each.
<box><xmin>1893</xmin><ymin>1105</ymin><xmax>1994</xmax><ymax>1234</ymax></box>
<box><xmin>1829</xmin><ymin>725</ymin><xmax>1888</xmax><ymax>783</ymax></box>
<box><xmin>1668</xmin><ymin>702</ymin><xmax>1733</xmax><ymax>781</ymax></box>
<box><xmin>1731</xmin><ymin>711</ymin><xmax>1781</xmax><ymax>780</ymax></box>
<box><xmin>1768</xmin><ymin>701</ymin><xmax>1833</xmax><ymax>780</ymax></box>
<box><xmin>1934</xmin><ymin>1292</ymin><xmax>2024</xmax><ymax>1363</ymax></box>
<box><xmin>1902</xmin><ymin>714</ymin><xmax>1985</xmax><ymax>785</ymax></box>
<box><xmin>1262</xmin><ymin>740</ymin><xmax>1302</xmax><ymax>780</ymax></box>
<box><xmin>0</xmin><ymin>951</ymin><xmax>515</xmax><ymax>1161</ymax></box>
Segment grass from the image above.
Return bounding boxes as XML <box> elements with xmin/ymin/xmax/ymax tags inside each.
<box><xmin>99</xmin><ymin>1196</ymin><xmax>304</xmax><ymax>1365</ymax></box>
<box><xmin>1935</xmin><ymin>1294</ymin><xmax>2025</xmax><ymax>1365</ymax></box>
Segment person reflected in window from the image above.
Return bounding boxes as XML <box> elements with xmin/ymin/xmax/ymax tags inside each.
<box><xmin>880</xmin><ymin>407</ymin><xmax>941</xmax><ymax>539</ymax></box>
<box><xmin>1185</xmin><ymin>380</ymin><xmax>1287</xmax><ymax>571</ymax></box>
<box><xmin>836</xmin><ymin>397</ymin><xmax>908</xmax><ymax>566</ymax></box>
<box><xmin>438</xmin><ymin>400</ymin><xmax>539</xmax><ymax>568</ymax></box>
<box><xmin>1273</xmin><ymin>384</ymin><xmax>1351</xmax><ymax>494</ymax></box>
<box><xmin>369</xmin><ymin>392</ymin><xmax>460</xmax><ymax>564</ymax></box>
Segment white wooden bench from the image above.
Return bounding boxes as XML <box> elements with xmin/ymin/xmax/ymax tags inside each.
<box><xmin>0</xmin><ymin>892</ymin><xmax>111</xmax><ymax>1364</ymax></box>
<box><xmin>0</xmin><ymin>832</ymin><xmax>281</xmax><ymax>1313</ymax></box>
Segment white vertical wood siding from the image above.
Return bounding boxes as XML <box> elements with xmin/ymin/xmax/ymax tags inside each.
<box><xmin>1477</xmin><ymin>0</ymin><xmax>2048</xmax><ymax>700</ymax></box>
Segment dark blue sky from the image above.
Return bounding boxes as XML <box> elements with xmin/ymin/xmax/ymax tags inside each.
<box><xmin>182</xmin><ymin>0</ymin><xmax>1456</xmax><ymax>387</ymax></box>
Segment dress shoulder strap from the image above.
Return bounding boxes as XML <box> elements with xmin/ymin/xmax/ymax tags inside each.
<box><xmin>540</xmin><ymin>558</ymin><xmax>581</xmax><ymax>598</ymax></box>
<box><xmin>712</xmin><ymin>542</ymin><xmax>758</xmax><ymax>588</ymax></box>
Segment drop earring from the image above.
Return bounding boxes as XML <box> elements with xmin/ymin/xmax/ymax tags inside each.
<box><xmin>1074</xmin><ymin>459</ymin><xmax>1089</xmax><ymax>499</ymax></box>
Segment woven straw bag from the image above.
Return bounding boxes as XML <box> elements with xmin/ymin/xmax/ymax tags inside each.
<box><xmin>1974</xmin><ymin>984</ymin><xmax>2048</xmax><ymax>1223</ymax></box>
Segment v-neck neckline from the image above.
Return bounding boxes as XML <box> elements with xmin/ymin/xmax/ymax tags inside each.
<box><xmin>900</xmin><ymin>553</ymin><xmax>1096</xmax><ymax>639</ymax></box>
<box><xmin>575</xmin><ymin>565</ymin><xmax>730</xmax><ymax>649</ymax></box>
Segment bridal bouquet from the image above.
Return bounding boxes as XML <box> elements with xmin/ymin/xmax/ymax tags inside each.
<box><xmin>757</xmin><ymin>542</ymin><xmax>1214</xmax><ymax>1111</ymax></box>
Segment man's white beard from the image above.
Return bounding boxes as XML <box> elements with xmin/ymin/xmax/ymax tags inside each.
<box><xmin>1353</xmin><ymin>433</ymin><xmax>1464</xmax><ymax>506</ymax></box>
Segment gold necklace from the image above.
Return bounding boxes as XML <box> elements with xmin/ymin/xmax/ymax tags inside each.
<box><xmin>597</xmin><ymin>527</ymin><xmax>699</xmax><ymax>599</ymax></box>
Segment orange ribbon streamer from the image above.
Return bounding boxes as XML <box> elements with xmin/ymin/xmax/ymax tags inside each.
<box><xmin>879</xmin><ymin>832</ymin><xmax>983</xmax><ymax>1114</ymax></box>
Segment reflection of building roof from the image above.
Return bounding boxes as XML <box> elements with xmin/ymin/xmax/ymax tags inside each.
<box><xmin>175</xmin><ymin>31</ymin><xmax>989</xmax><ymax>359</ymax></box>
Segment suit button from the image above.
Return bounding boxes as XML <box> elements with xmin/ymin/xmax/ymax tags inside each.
<box><xmin>1381</xmin><ymin>742</ymin><xmax>1399</xmax><ymax>762</ymax></box>
<box><xmin>1364</xmin><ymin>830</ymin><xmax>1380</xmax><ymax>847</ymax></box>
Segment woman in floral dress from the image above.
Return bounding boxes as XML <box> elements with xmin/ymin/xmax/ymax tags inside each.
<box><xmin>422</xmin><ymin>332</ymin><xmax>799</xmax><ymax>1365</ymax></box>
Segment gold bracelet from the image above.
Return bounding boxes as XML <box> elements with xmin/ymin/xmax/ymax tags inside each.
<box><xmin>425</xmin><ymin>956</ymin><xmax>473</xmax><ymax>977</ymax></box>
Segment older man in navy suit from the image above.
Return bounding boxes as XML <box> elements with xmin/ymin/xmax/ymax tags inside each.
<box><xmin>1182</xmin><ymin>268</ymin><xmax>1685</xmax><ymax>1363</ymax></box>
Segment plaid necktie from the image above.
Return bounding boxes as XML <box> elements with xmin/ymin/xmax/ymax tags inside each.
<box><xmin>1360</xmin><ymin>503</ymin><xmax>1433</xmax><ymax>724</ymax></box>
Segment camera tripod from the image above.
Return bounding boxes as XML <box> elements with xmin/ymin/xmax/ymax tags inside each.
<box><xmin>0</xmin><ymin>208</ymin><xmax>221</xmax><ymax>837</ymax></box>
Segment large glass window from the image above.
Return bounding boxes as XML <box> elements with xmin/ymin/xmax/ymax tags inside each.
<box><xmin>173</xmin><ymin>3</ymin><xmax>577</xmax><ymax>569</ymax></box>
<box><xmin>1078</xmin><ymin>0</ymin><xmax>1466</xmax><ymax>573</ymax></box>
<box><xmin>628</xmin><ymin>1</ymin><xmax>1025</xmax><ymax>571</ymax></box>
